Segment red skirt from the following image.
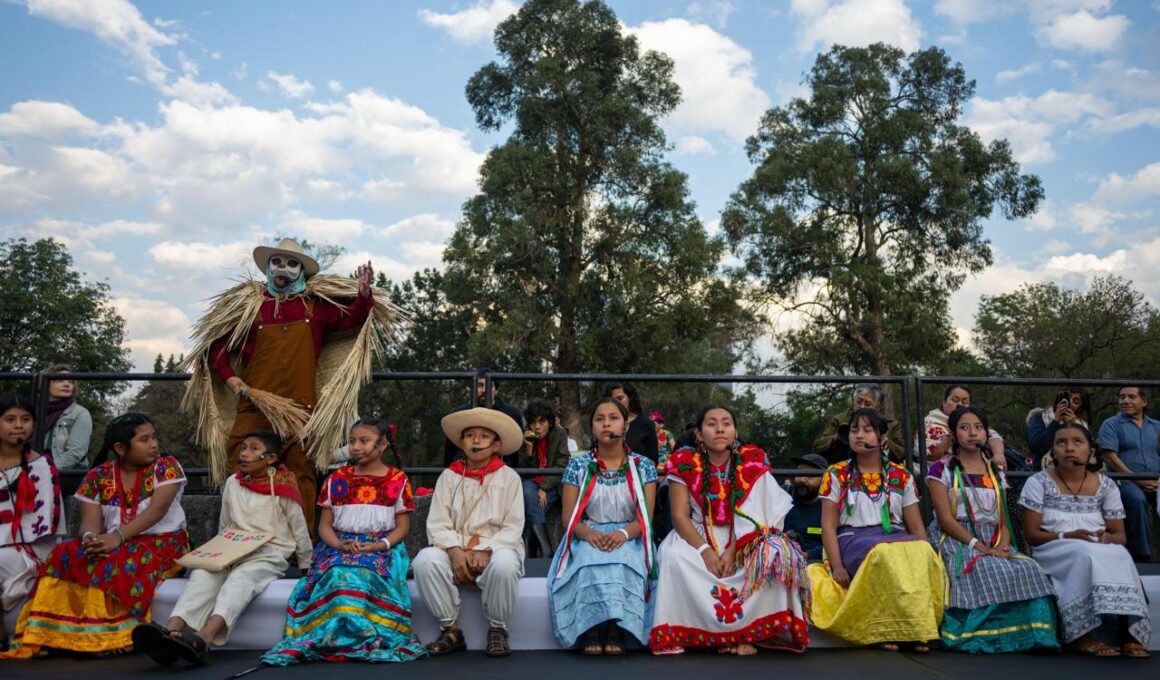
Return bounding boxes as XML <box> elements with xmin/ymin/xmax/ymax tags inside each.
<box><xmin>43</xmin><ymin>530</ymin><xmax>189</xmax><ymax>618</ymax></box>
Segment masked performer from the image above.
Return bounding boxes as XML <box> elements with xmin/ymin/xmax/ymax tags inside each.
<box><xmin>182</xmin><ymin>239</ymin><xmax>402</xmax><ymax>528</ymax></box>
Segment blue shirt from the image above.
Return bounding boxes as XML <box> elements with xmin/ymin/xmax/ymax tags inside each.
<box><xmin>1098</xmin><ymin>412</ymin><xmax>1160</xmax><ymax>474</ymax></box>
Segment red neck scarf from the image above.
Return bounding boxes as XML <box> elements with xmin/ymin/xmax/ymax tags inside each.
<box><xmin>235</xmin><ymin>465</ymin><xmax>303</xmax><ymax>507</ymax></box>
<box><xmin>449</xmin><ymin>456</ymin><xmax>505</xmax><ymax>483</ymax></box>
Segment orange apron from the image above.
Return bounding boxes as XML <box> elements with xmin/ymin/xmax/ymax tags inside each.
<box><xmin>226</xmin><ymin>302</ymin><xmax>319</xmax><ymax>531</ymax></box>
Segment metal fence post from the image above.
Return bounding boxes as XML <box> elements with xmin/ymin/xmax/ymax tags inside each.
<box><xmin>914</xmin><ymin>375</ymin><xmax>932</xmax><ymax>523</ymax></box>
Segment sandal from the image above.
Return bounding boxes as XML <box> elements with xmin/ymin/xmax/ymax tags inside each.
<box><xmin>877</xmin><ymin>642</ymin><xmax>900</xmax><ymax>652</ymax></box>
<box><xmin>652</xmin><ymin>646</ymin><xmax>685</xmax><ymax>655</ymax></box>
<box><xmin>1073</xmin><ymin>637</ymin><xmax>1120</xmax><ymax>657</ymax></box>
<box><xmin>426</xmin><ymin>627</ymin><xmax>466</xmax><ymax>656</ymax></box>
<box><xmin>486</xmin><ymin>626</ymin><xmax>510</xmax><ymax>657</ymax></box>
<box><xmin>131</xmin><ymin>622</ymin><xmax>179</xmax><ymax>666</ymax></box>
<box><xmin>910</xmin><ymin>642</ymin><xmax>931</xmax><ymax>654</ymax></box>
<box><xmin>166</xmin><ymin>628</ymin><xmax>209</xmax><ymax>665</ymax></box>
<box><xmin>603</xmin><ymin>627</ymin><xmax>625</xmax><ymax>656</ymax></box>
<box><xmin>582</xmin><ymin>629</ymin><xmax>604</xmax><ymax>656</ymax></box>
<box><xmin>1122</xmin><ymin>641</ymin><xmax>1150</xmax><ymax>658</ymax></box>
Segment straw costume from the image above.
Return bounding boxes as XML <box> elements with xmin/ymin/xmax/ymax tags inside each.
<box><xmin>180</xmin><ymin>239</ymin><xmax>404</xmax><ymax>526</ymax></box>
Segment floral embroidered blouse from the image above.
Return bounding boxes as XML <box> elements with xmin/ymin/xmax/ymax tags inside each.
<box><xmin>819</xmin><ymin>460</ymin><xmax>918</xmax><ymax>528</ymax></box>
<box><xmin>319</xmin><ymin>465</ymin><xmax>414</xmax><ymax>535</ymax></box>
<box><xmin>665</xmin><ymin>445</ymin><xmax>769</xmax><ymax>526</ymax></box>
<box><xmin>74</xmin><ymin>455</ymin><xmax>187</xmax><ymax>534</ymax></box>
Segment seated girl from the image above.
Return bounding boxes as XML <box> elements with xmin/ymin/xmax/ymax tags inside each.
<box><xmin>928</xmin><ymin>407</ymin><xmax>1059</xmax><ymax>653</ymax></box>
<box><xmin>549</xmin><ymin>398</ymin><xmax>657</xmax><ymax>655</ymax></box>
<box><xmin>133</xmin><ymin>429</ymin><xmax>312</xmax><ymax>665</ymax></box>
<box><xmin>260</xmin><ymin>418</ymin><xmax>426</xmax><ymax>664</ymax></box>
<box><xmin>0</xmin><ymin>394</ymin><xmax>66</xmax><ymax>651</ymax></box>
<box><xmin>650</xmin><ymin>405</ymin><xmax>810</xmax><ymax>655</ymax></box>
<box><xmin>3</xmin><ymin>413</ymin><xmax>189</xmax><ymax>658</ymax></box>
<box><xmin>1020</xmin><ymin>422</ymin><xmax>1150</xmax><ymax>658</ymax></box>
<box><xmin>808</xmin><ymin>408</ymin><xmax>946</xmax><ymax>652</ymax></box>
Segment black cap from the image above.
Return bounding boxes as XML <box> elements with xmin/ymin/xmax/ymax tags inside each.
<box><xmin>790</xmin><ymin>453</ymin><xmax>828</xmax><ymax>470</ymax></box>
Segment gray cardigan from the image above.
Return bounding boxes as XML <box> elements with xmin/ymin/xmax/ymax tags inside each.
<box><xmin>46</xmin><ymin>401</ymin><xmax>92</xmax><ymax>469</ymax></box>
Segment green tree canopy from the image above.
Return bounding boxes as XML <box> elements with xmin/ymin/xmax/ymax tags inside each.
<box><xmin>443</xmin><ymin>0</ymin><xmax>758</xmax><ymax>430</ymax></box>
<box><xmin>721</xmin><ymin>43</ymin><xmax>1042</xmax><ymax>377</ymax></box>
<box><xmin>0</xmin><ymin>238</ymin><xmax>131</xmax><ymax>404</ymax></box>
<box><xmin>974</xmin><ymin>275</ymin><xmax>1160</xmax><ymax>380</ymax></box>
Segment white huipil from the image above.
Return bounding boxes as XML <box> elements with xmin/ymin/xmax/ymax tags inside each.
<box><xmin>0</xmin><ymin>456</ymin><xmax>66</xmax><ymax>612</ymax></box>
<box><xmin>169</xmin><ymin>473</ymin><xmax>312</xmax><ymax>644</ymax></box>
<box><xmin>412</xmin><ymin>464</ymin><xmax>526</xmax><ymax>630</ymax></box>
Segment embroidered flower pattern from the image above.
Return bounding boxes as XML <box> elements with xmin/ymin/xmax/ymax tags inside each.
<box><xmin>322</xmin><ymin>465</ymin><xmax>414</xmax><ymax>511</ymax></box>
<box><xmin>711</xmin><ymin>585</ymin><xmax>744</xmax><ymax>624</ymax></box>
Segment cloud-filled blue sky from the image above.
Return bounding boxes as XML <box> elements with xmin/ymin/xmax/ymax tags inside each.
<box><xmin>1</xmin><ymin>0</ymin><xmax>1157</xmax><ymax>371</ymax></box>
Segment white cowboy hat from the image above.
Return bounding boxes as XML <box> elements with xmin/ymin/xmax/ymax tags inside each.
<box><xmin>441</xmin><ymin>407</ymin><xmax>524</xmax><ymax>456</ymax></box>
<box><xmin>253</xmin><ymin>238</ymin><xmax>320</xmax><ymax>276</ymax></box>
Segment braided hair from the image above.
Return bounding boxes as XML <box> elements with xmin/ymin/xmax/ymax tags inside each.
<box><xmin>350</xmin><ymin>417</ymin><xmax>403</xmax><ymax>466</ymax></box>
<box><xmin>693</xmin><ymin>404</ymin><xmax>740</xmax><ymax>517</ymax></box>
<box><xmin>92</xmin><ymin>413</ymin><xmax>155</xmax><ymax>466</ymax></box>
<box><xmin>844</xmin><ymin>407</ymin><xmax>892</xmax><ymax>496</ymax></box>
<box><xmin>0</xmin><ymin>392</ymin><xmax>36</xmax><ymax>478</ymax></box>
<box><xmin>947</xmin><ymin>405</ymin><xmax>993</xmax><ymax>472</ymax></box>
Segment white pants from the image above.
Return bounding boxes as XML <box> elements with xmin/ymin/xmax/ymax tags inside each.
<box><xmin>0</xmin><ymin>539</ymin><xmax>54</xmax><ymax>612</ymax></box>
<box><xmin>168</xmin><ymin>548</ymin><xmax>288</xmax><ymax>645</ymax></box>
<box><xmin>412</xmin><ymin>547</ymin><xmax>523</xmax><ymax>630</ymax></box>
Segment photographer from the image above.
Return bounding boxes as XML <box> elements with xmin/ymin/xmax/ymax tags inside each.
<box><xmin>1026</xmin><ymin>387</ymin><xmax>1090</xmax><ymax>470</ymax></box>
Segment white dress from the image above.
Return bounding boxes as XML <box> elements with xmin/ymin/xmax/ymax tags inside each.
<box><xmin>1019</xmin><ymin>471</ymin><xmax>1150</xmax><ymax>645</ymax></box>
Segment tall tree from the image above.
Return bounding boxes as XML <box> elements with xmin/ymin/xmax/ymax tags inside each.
<box><xmin>974</xmin><ymin>275</ymin><xmax>1160</xmax><ymax>380</ymax></box>
<box><xmin>721</xmin><ymin>43</ymin><xmax>1042</xmax><ymax>377</ymax></box>
<box><xmin>0</xmin><ymin>238</ymin><xmax>131</xmax><ymax>403</ymax></box>
<box><xmin>444</xmin><ymin>0</ymin><xmax>757</xmax><ymax>430</ymax></box>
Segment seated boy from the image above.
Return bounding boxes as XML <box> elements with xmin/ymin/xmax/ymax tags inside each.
<box><xmin>133</xmin><ymin>430</ymin><xmax>312</xmax><ymax>665</ymax></box>
<box><xmin>413</xmin><ymin>408</ymin><xmax>526</xmax><ymax>657</ymax></box>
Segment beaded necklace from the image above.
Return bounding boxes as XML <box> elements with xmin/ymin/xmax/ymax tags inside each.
<box><xmin>699</xmin><ymin>445</ymin><xmax>738</xmax><ymax>554</ymax></box>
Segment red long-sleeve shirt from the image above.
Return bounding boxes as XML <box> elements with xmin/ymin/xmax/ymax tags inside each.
<box><xmin>209</xmin><ymin>293</ymin><xmax>373</xmax><ymax>381</ymax></box>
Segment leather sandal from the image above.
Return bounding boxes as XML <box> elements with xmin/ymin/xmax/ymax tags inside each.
<box><xmin>486</xmin><ymin>626</ymin><xmax>511</xmax><ymax>657</ymax></box>
<box><xmin>426</xmin><ymin>627</ymin><xmax>466</xmax><ymax>656</ymax></box>
<box><xmin>131</xmin><ymin>622</ymin><xmax>180</xmax><ymax>666</ymax></box>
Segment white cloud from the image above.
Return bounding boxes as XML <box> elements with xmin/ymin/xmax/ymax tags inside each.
<box><xmin>0</xmin><ymin>100</ymin><xmax>101</xmax><ymax>138</ymax></box>
<box><xmin>26</xmin><ymin>0</ymin><xmax>178</xmax><ymax>87</ymax></box>
<box><xmin>996</xmin><ymin>62</ymin><xmax>1042</xmax><ymax>81</ymax></box>
<box><xmin>966</xmin><ymin>90</ymin><xmax>1112</xmax><ymax>164</ymax></box>
<box><xmin>1092</xmin><ymin>162</ymin><xmax>1160</xmax><ymax>205</ymax></box>
<box><xmin>109</xmin><ymin>295</ymin><xmax>193</xmax><ymax>370</ymax></box>
<box><xmin>1036</xmin><ymin>9</ymin><xmax>1130</xmax><ymax>52</ymax></box>
<box><xmin>934</xmin><ymin>0</ymin><xmax>1008</xmax><ymax>24</ymax></box>
<box><xmin>1086</xmin><ymin>61</ymin><xmax>1160</xmax><ymax>103</ymax></box>
<box><xmin>400</xmin><ymin>240</ymin><xmax>447</xmax><ymax>269</ymax></box>
<box><xmin>676</xmin><ymin>135</ymin><xmax>716</xmax><ymax>155</ymax></box>
<box><xmin>382</xmin><ymin>213</ymin><xmax>457</xmax><ymax>240</ymax></box>
<box><xmin>418</xmin><ymin>0</ymin><xmax>519</xmax><ymax>46</ymax></box>
<box><xmin>629</xmin><ymin>19</ymin><xmax>770</xmax><ymax>142</ymax></box>
<box><xmin>1025</xmin><ymin>199</ymin><xmax>1059</xmax><ymax>231</ymax></box>
<box><xmin>264</xmin><ymin>71</ymin><xmax>315</xmax><ymax>99</ymax></box>
<box><xmin>333</xmin><ymin>250</ymin><xmax>415</xmax><ymax>283</ymax></box>
<box><xmin>280</xmin><ymin>210</ymin><xmax>371</xmax><ymax>242</ymax></box>
<box><xmin>148</xmin><ymin>239</ymin><xmax>254</xmax><ymax>271</ymax></box>
<box><xmin>686</xmin><ymin>1</ymin><xmax>735</xmax><ymax>29</ymax></box>
<box><xmin>1069</xmin><ymin>203</ymin><xmax>1127</xmax><ymax>234</ymax></box>
<box><xmin>1088</xmin><ymin>108</ymin><xmax>1160</xmax><ymax>134</ymax></box>
<box><xmin>790</xmin><ymin>0</ymin><xmax>922</xmax><ymax>54</ymax></box>
<box><xmin>327</xmin><ymin>79</ymin><xmax>344</xmax><ymax>93</ymax></box>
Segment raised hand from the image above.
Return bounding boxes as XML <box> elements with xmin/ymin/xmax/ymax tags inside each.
<box><xmin>356</xmin><ymin>261</ymin><xmax>374</xmax><ymax>298</ymax></box>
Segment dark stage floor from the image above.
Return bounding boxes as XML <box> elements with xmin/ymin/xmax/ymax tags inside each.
<box><xmin>4</xmin><ymin>648</ymin><xmax>1159</xmax><ymax>680</ymax></box>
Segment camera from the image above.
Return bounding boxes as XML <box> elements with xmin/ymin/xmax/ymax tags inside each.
<box><xmin>1056</xmin><ymin>389</ymin><xmax>1071</xmax><ymax>408</ymax></box>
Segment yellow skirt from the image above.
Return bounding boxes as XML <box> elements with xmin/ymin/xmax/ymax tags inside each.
<box><xmin>808</xmin><ymin>540</ymin><xmax>947</xmax><ymax>646</ymax></box>
<box><xmin>1</xmin><ymin>577</ymin><xmax>141</xmax><ymax>657</ymax></box>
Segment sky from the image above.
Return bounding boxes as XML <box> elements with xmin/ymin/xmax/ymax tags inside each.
<box><xmin>0</xmin><ymin>0</ymin><xmax>1157</xmax><ymax>373</ymax></box>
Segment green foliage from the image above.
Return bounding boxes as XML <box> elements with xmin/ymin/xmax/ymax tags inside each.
<box><xmin>721</xmin><ymin>43</ymin><xmax>1042</xmax><ymax>377</ymax></box>
<box><xmin>444</xmin><ymin>0</ymin><xmax>759</xmax><ymax>431</ymax></box>
<box><xmin>0</xmin><ymin>238</ymin><xmax>131</xmax><ymax>407</ymax></box>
